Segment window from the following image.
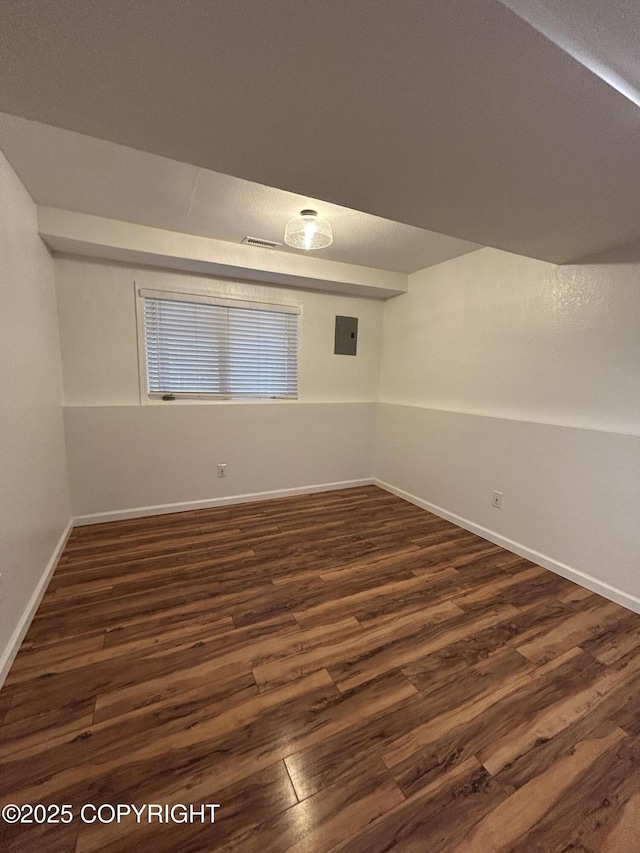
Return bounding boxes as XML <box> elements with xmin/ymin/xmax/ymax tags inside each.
<box><xmin>139</xmin><ymin>288</ymin><xmax>299</xmax><ymax>399</ymax></box>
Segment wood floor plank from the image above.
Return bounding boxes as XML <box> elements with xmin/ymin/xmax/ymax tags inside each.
<box><xmin>3</xmin><ymin>632</ymin><xmax>107</xmax><ymax>686</ymax></box>
<box><xmin>381</xmin><ymin>647</ymin><xmax>603</xmax><ymax>775</ymax></box>
<box><xmin>253</xmin><ymin>599</ymin><xmax>465</xmax><ymax>691</ymax></box>
<box><xmin>330</xmin><ymin>756</ymin><xmax>507</xmax><ymax>853</ymax></box>
<box><xmin>93</xmin><ymin>615</ymin><xmax>311</xmax><ymax>721</ymax></box>
<box><xmin>0</xmin><ymin>699</ymin><xmax>96</xmax><ymax>759</ymax></box>
<box><xmin>517</xmin><ymin>597</ymin><xmax>626</xmax><ymax>664</ymax></box>
<box><xmin>100</xmin><ymin>599</ymin><xmax>260</xmax><ymax>649</ymax></box>
<box><xmin>294</xmin><ymin>567</ymin><xmax>459</xmax><ymax>629</ymax></box>
<box><xmin>449</xmin><ymin>724</ymin><xmax>628</xmax><ymax>852</ymax></box>
<box><xmin>284</xmin><ymin>648</ymin><xmax>532</xmax><ymax>802</ymax></box>
<box><xmin>75</xmin><ymin>761</ymin><xmax>298</xmax><ymax>853</ymax></box>
<box><xmin>508</xmin><ymin>735</ymin><xmax>640</xmax><ymax>852</ymax></box>
<box><xmin>0</xmin><ymin>670</ymin><xmax>337</xmax><ymax>807</ymax></box>
<box><xmin>581</xmin><ymin>609</ymin><xmax>640</xmax><ymax>666</ymax></box>
<box><xmin>400</xmin><ymin>600</ymin><xmax>570</xmax><ymax>688</ymax></box>
<box><xmin>327</xmin><ymin>602</ymin><xmax>521</xmax><ymax>692</ymax></box>
<box><xmin>224</xmin><ymin>755</ymin><xmax>404</xmax><ymax>853</ymax></box>
<box><xmin>1</xmin><ymin>484</ymin><xmax>639</xmax><ymax>853</ymax></box>
<box><xmin>1</xmin><ymin>817</ymin><xmax>79</xmax><ymax>853</ymax></box>
<box><xmin>478</xmin><ymin>662</ymin><xmax>628</xmax><ymax>777</ymax></box>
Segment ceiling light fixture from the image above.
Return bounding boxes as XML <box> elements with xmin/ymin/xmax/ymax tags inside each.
<box><xmin>284</xmin><ymin>209</ymin><xmax>333</xmax><ymax>250</ymax></box>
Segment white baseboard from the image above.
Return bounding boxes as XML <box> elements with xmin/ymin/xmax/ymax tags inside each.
<box><xmin>374</xmin><ymin>479</ymin><xmax>640</xmax><ymax>616</ymax></box>
<box><xmin>0</xmin><ymin>519</ymin><xmax>74</xmax><ymax>689</ymax></box>
<box><xmin>73</xmin><ymin>479</ymin><xmax>375</xmax><ymax>526</ymax></box>
<box><xmin>8</xmin><ymin>477</ymin><xmax>634</xmax><ymax>694</ymax></box>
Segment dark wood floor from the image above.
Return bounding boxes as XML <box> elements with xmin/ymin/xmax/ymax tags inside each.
<box><xmin>2</xmin><ymin>486</ymin><xmax>640</xmax><ymax>851</ymax></box>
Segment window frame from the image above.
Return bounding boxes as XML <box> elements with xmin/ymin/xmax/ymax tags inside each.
<box><xmin>135</xmin><ymin>284</ymin><xmax>302</xmax><ymax>404</ymax></box>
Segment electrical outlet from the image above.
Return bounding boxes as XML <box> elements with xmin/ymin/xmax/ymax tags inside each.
<box><xmin>217</xmin><ymin>463</ymin><xmax>227</xmax><ymax>478</ymax></box>
<box><xmin>491</xmin><ymin>490</ymin><xmax>503</xmax><ymax>509</ymax></box>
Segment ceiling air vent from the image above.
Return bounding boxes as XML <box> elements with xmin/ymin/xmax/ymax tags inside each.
<box><xmin>242</xmin><ymin>236</ymin><xmax>282</xmax><ymax>249</ymax></box>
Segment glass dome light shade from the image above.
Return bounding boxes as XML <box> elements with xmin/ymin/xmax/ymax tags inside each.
<box><xmin>284</xmin><ymin>209</ymin><xmax>333</xmax><ymax>250</ymax></box>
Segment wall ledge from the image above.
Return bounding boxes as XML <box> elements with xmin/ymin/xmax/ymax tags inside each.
<box><xmin>40</xmin><ymin>208</ymin><xmax>407</xmax><ymax>300</ymax></box>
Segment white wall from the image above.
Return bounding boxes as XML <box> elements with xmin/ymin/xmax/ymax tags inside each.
<box><xmin>65</xmin><ymin>403</ymin><xmax>375</xmax><ymax>519</ymax></box>
<box><xmin>376</xmin><ymin>248</ymin><xmax>640</xmax><ymax>609</ymax></box>
<box><xmin>380</xmin><ymin>248</ymin><xmax>640</xmax><ymax>432</ymax></box>
<box><xmin>0</xmin><ymin>151</ymin><xmax>71</xmax><ymax>679</ymax></box>
<box><xmin>51</xmin><ymin>239</ymin><xmax>640</xmax><ymax>610</ymax></box>
<box><xmin>56</xmin><ymin>257</ymin><xmax>383</xmax><ymax>406</ymax></box>
<box><xmin>55</xmin><ymin>257</ymin><xmax>383</xmax><ymax>517</ymax></box>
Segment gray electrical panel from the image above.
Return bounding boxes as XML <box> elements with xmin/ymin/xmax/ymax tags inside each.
<box><xmin>334</xmin><ymin>315</ymin><xmax>358</xmax><ymax>356</ymax></box>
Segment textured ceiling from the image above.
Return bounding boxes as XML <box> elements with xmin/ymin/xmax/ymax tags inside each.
<box><xmin>500</xmin><ymin>0</ymin><xmax>640</xmax><ymax>108</ymax></box>
<box><xmin>1</xmin><ymin>1</ymin><xmax>640</xmax><ymax>263</ymax></box>
<box><xmin>0</xmin><ymin>114</ymin><xmax>480</xmax><ymax>275</ymax></box>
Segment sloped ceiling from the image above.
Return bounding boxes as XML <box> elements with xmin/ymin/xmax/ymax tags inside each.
<box><xmin>500</xmin><ymin>0</ymin><xmax>640</xmax><ymax>109</ymax></box>
<box><xmin>1</xmin><ymin>0</ymin><xmax>640</xmax><ymax>263</ymax></box>
<box><xmin>0</xmin><ymin>114</ymin><xmax>480</xmax><ymax>275</ymax></box>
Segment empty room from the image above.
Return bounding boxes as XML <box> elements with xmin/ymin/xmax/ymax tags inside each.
<box><xmin>1</xmin><ymin>1</ymin><xmax>640</xmax><ymax>851</ymax></box>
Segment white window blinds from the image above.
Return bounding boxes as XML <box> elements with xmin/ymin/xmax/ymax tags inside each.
<box><xmin>141</xmin><ymin>289</ymin><xmax>299</xmax><ymax>399</ymax></box>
